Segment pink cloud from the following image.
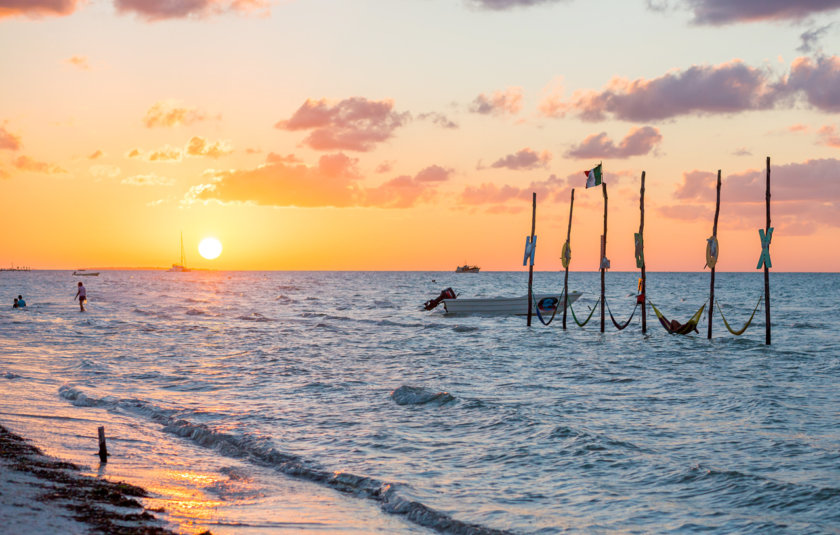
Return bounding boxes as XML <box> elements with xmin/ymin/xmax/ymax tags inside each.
<box><xmin>665</xmin><ymin>159</ymin><xmax>840</xmax><ymax>231</ymax></box>
<box><xmin>489</xmin><ymin>148</ymin><xmax>552</xmax><ymax>170</ymax></box>
<box><xmin>414</xmin><ymin>165</ymin><xmax>452</xmax><ymax>182</ymax></box>
<box><xmin>196</xmin><ymin>154</ymin><xmax>443</xmax><ymax>208</ymax></box>
<box><xmin>785</xmin><ymin>56</ymin><xmax>840</xmax><ymax>112</ymax></box>
<box><xmin>276</xmin><ymin>97</ymin><xmax>409</xmax><ymax>152</ymax></box>
<box><xmin>679</xmin><ymin>0</ymin><xmax>840</xmax><ymax>25</ymax></box>
<box><xmin>13</xmin><ymin>155</ymin><xmax>66</xmax><ymax>174</ymax></box>
<box><xmin>468</xmin><ymin>0</ymin><xmax>567</xmax><ymax>9</ymax></box>
<box><xmin>88</xmin><ymin>149</ymin><xmax>104</xmax><ymax>160</ymax></box>
<box><xmin>0</xmin><ymin>125</ymin><xmax>22</xmax><ymax>151</ymax></box>
<box><xmin>66</xmin><ymin>55</ymin><xmax>90</xmax><ymax>70</ymax></box>
<box><xmin>818</xmin><ymin>125</ymin><xmax>840</xmax><ymax>147</ymax></box>
<box><xmin>548</xmin><ymin>60</ymin><xmax>776</xmax><ymax>122</ymax></box>
<box><xmin>788</xmin><ymin>124</ymin><xmax>809</xmax><ymax>133</ymax></box>
<box><xmin>0</xmin><ymin>0</ymin><xmax>80</xmax><ymax>19</ymax></box>
<box><xmin>266</xmin><ymin>152</ymin><xmax>301</xmax><ymax>164</ymax></box>
<box><xmin>114</xmin><ymin>0</ymin><xmax>269</xmax><ymax>21</ymax></box>
<box><xmin>143</xmin><ymin>101</ymin><xmax>209</xmax><ymax>128</ymax></box>
<box><xmin>459</xmin><ymin>174</ymin><xmax>569</xmax><ymax>207</ymax></box>
<box><xmin>565</xmin><ymin>126</ymin><xmax>662</xmax><ymax>159</ymax></box>
<box><xmin>546</xmin><ymin>56</ymin><xmax>840</xmax><ymax>122</ymax></box>
<box><xmin>417</xmin><ymin>112</ymin><xmax>458</xmax><ymax>129</ymax></box>
<box><xmin>470</xmin><ymin>87</ymin><xmax>524</xmax><ymax>116</ymax></box>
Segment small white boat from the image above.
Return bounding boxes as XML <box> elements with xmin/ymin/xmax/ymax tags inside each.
<box><xmin>455</xmin><ymin>265</ymin><xmax>480</xmax><ymax>273</ymax></box>
<box><xmin>442</xmin><ymin>291</ymin><xmax>582</xmax><ymax>316</ymax></box>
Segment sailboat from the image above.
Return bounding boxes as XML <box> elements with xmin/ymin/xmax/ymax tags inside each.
<box><xmin>167</xmin><ymin>232</ymin><xmax>190</xmax><ymax>272</ymax></box>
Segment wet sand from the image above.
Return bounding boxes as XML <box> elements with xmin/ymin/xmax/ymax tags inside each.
<box><xmin>0</xmin><ymin>424</ymin><xmax>197</xmax><ymax>535</ymax></box>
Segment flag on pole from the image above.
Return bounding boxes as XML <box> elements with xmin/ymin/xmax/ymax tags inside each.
<box><xmin>584</xmin><ymin>163</ymin><xmax>602</xmax><ymax>188</ymax></box>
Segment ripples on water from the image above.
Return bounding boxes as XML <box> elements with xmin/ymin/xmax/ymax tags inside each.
<box><xmin>1</xmin><ymin>271</ymin><xmax>839</xmax><ymax>534</ymax></box>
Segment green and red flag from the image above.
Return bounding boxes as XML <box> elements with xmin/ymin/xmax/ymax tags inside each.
<box><xmin>584</xmin><ymin>163</ymin><xmax>602</xmax><ymax>188</ymax></box>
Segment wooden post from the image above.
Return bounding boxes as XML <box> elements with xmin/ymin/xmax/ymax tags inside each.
<box><xmin>639</xmin><ymin>172</ymin><xmax>647</xmax><ymax>334</ymax></box>
<box><xmin>527</xmin><ymin>192</ymin><xmax>536</xmax><ymax>327</ymax></box>
<box><xmin>600</xmin><ymin>182</ymin><xmax>607</xmax><ymax>333</ymax></box>
<box><xmin>708</xmin><ymin>170</ymin><xmax>721</xmax><ymax>339</ymax></box>
<box><xmin>97</xmin><ymin>426</ymin><xmax>108</xmax><ymax>463</ymax></box>
<box><xmin>765</xmin><ymin>157</ymin><xmax>771</xmax><ymax>345</ymax></box>
<box><xmin>562</xmin><ymin>189</ymin><xmax>574</xmax><ymax>330</ymax></box>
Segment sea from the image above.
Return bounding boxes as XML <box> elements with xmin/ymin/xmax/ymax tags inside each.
<box><xmin>0</xmin><ymin>270</ymin><xmax>838</xmax><ymax>534</ymax></box>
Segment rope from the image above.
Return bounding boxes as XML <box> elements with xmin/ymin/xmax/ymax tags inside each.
<box><xmin>715</xmin><ymin>294</ymin><xmax>763</xmax><ymax>336</ymax></box>
<box><xmin>649</xmin><ymin>300</ymin><xmax>707</xmax><ymax>335</ymax></box>
<box><xmin>533</xmin><ymin>289</ymin><xmax>565</xmax><ymax>326</ymax></box>
<box><xmin>605</xmin><ymin>298</ymin><xmax>639</xmax><ymax>331</ymax></box>
<box><xmin>569</xmin><ymin>299</ymin><xmax>599</xmax><ymax>327</ymax></box>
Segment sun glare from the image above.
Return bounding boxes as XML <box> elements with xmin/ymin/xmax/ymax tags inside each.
<box><xmin>198</xmin><ymin>237</ymin><xmax>222</xmax><ymax>260</ymax></box>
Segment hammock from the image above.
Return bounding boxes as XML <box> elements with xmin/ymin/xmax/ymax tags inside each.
<box><xmin>568</xmin><ymin>299</ymin><xmax>599</xmax><ymax>327</ymax></box>
<box><xmin>715</xmin><ymin>294</ymin><xmax>763</xmax><ymax>336</ymax></box>
<box><xmin>650</xmin><ymin>300</ymin><xmax>706</xmax><ymax>335</ymax></box>
<box><xmin>533</xmin><ymin>289</ymin><xmax>565</xmax><ymax>326</ymax></box>
<box><xmin>605</xmin><ymin>298</ymin><xmax>639</xmax><ymax>331</ymax></box>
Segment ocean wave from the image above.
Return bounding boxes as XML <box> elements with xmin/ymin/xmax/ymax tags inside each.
<box><xmin>186</xmin><ymin>308</ymin><xmax>207</xmax><ymax>316</ymax></box>
<box><xmin>237</xmin><ymin>312</ymin><xmax>275</xmax><ymax>322</ymax></box>
<box><xmin>391</xmin><ymin>385</ymin><xmax>455</xmax><ymax>406</ymax></box>
<box><xmin>55</xmin><ymin>385</ymin><xmax>513</xmax><ymax>535</ymax></box>
<box><xmin>3</xmin><ymin>371</ymin><xmax>21</xmax><ymax>379</ymax></box>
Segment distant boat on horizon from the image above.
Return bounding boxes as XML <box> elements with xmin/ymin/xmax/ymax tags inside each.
<box><xmin>73</xmin><ymin>270</ymin><xmax>99</xmax><ymax>276</ymax></box>
<box><xmin>167</xmin><ymin>232</ymin><xmax>190</xmax><ymax>273</ymax></box>
<box><xmin>455</xmin><ymin>264</ymin><xmax>480</xmax><ymax>273</ymax></box>
<box><xmin>0</xmin><ymin>264</ymin><xmax>31</xmax><ymax>272</ymax></box>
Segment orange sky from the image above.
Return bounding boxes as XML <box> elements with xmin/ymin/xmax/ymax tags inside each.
<box><xmin>1</xmin><ymin>0</ymin><xmax>838</xmax><ymax>271</ymax></box>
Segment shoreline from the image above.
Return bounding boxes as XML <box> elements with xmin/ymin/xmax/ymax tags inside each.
<box><xmin>0</xmin><ymin>423</ymin><xmax>205</xmax><ymax>535</ymax></box>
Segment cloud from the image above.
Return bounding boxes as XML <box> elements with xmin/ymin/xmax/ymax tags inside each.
<box><xmin>88</xmin><ymin>149</ymin><xmax>104</xmax><ymax>160</ymax></box>
<box><xmin>13</xmin><ymin>155</ymin><xmax>66</xmax><ymax>174</ymax></box>
<box><xmin>470</xmin><ymin>87</ymin><xmax>524</xmax><ymax>116</ymax></box>
<box><xmin>798</xmin><ymin>23</ymin><xmax>835</xmax><ymax>54</ymax></box>
<box><xmin>565</xmin><ymin>126</ymin><xmax>662</xmax><ymax>159</ymax></box>
<box><xmin>487</xmin><ymin>147</ymin><xmax>552</xmax><ymax>170</ymax></box>
<box><xmin>818</xmin><ymin>125</ymin><xmax>840</xmax><ymax>147</ymax></box>
<box><xmin>664</xmin><ymin>159</ymin><xmax>840</xmax><ymax>231</ymax></box>
<box><xmin>66</xmin><ymin>55</ymin><xmax>90</xmax><ymax>70</ymax></box>
<box><xmin>122</xmin><ymin>173</ymin><xmax>175</xmax><ymax>186</ymax></box>
<box><xmin>0</xmin><ymin>0</ymin><xmax>80</xmax><ymax>19</ymax></box>
<box><xmin>466</xmin><ymin>0</ymin><xmax>568</xmax><ymax>10</ymax></box>
<box><xmin>547</xmin><ymin>60</ymin><xmax>777</xmax><ymax>122</ymax></box>
<box><xmin>679</xmin><ymin>0</ymin><xmax>840</xmax><ymax>25</ymax></box>
<box><xmin>114</xmin><ymin>0</ymin><xmax>269</xmax><ymax>21</ymax></box>
<box><xmin>147</xmin><ymin>146</ymin><xmax>183</xmax><ymax>162</ymax></box>
<box><xmin>417</xmin><ymin>112</ymin><xmax>459</xmax><ymax>129</ymax></box>
<box><xmin>544</xmin><ymin>56</ymin><xmax>840</xmax><ymax>121</ymax></box>
<box><xmin>194</xmin><ymin>154</ymin><xmax>446</xmax><ymax>208</ymax></box>
<box><xmin>186</xmin><ymin>136</ymin><xmax>232</xmax><ymax>158</ymax></box>
<box><xmin>143</xmin><ymin>101</ymin><xmax>209</xmax><ymax>128</ymax></box>
<box><xmin>414</xmin><ymin>164</ymin><xmax>452</xmax><ymax>182</ymax></box>
<box><xmin>732</xmin><ymin>147</ymin><xmax>752</xmax><ymax>156</ymax></box>
<box><xmin>0</xmin><ymin>125</ymin><xmax>22</xmax><ymax>151</ymax></box>
<box><xmin>266</xmin><ymin>152</ymin><xmax>301</xmax><ymax>164</ymax></box>
<box><xmin>785</xmin><ymin>56</ymin><xmax>840</xmax><ymax>112</ymax></box>
<box><xmin>459</xmin><ymin>174</ymin><xmax>569</xmax><ymax>208</ymax></box>
<box><xmin>276</xmin><ymin>97</ymin><xmax>409</xmax><ymax>152</ymax></box>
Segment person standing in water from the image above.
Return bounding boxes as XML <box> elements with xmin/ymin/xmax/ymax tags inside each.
<box><xmin>74</xmin><ymin>282</ymin><xmax>87</xmax><ymax>312</ymax></box>
<box><xmin>17</xmin><ymin>295</ymin><xmax>26</xmax><ymax>307</ymax></box>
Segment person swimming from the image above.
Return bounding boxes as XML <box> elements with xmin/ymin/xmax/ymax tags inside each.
<box><xmin>13</xmin><ymin>298</ymin><xmax>19</xmax><ymax>308</ymax></box>
<box><xmin>16</xmin><ymin>295</ymin><xmax>26</xmax><ymax>307</ymax></box>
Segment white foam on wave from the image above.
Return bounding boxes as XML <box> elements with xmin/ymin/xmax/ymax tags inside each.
<box><xmin>56</xmin><ymin>385</ymin><xmax>511</xmax><ymax>535</ymax></box>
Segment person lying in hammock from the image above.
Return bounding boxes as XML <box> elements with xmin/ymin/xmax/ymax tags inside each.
<box><xmin>670</xmin><ymin>318</ymin><xmax>699</xmax><ymax>334</ymax></box>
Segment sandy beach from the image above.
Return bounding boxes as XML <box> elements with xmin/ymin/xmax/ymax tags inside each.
<box><xmin>0</xmin><ymin>423</ymin><xmax>187</xmax><ymax>534</ymax></box>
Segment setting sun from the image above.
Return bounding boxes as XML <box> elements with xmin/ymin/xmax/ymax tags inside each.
<box><xmin>198</xmin><ymin>237</ymin><xmax>222</xmax><ymax>260</ymax></box>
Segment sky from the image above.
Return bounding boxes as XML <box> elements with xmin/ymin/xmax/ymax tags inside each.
<box><xmin>1</xmin><ymin>0</ymin><xmax>839</xmax><ymax>271</ymax></box>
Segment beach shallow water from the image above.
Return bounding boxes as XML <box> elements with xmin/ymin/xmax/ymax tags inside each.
<box><xmin>1</xmin><ymin>270</ymin><xmax>838</xmax><ymax>534</ymax></box>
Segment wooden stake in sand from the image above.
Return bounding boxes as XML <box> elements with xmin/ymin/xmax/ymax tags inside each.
<box><xmin>97</xmin><ymin>426</ymin><xmax>108</xmax><ymax>463</ymax></box>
